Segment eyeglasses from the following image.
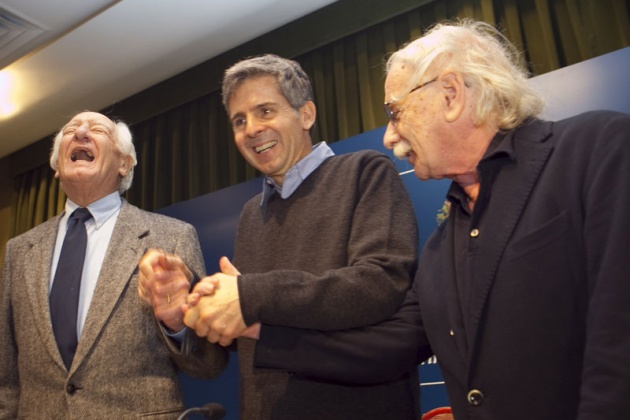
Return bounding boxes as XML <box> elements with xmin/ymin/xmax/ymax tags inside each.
<box><xmin>383</xmin><ymin>77</ymin><xmax>437</xmax><ymax>124</ymax></box>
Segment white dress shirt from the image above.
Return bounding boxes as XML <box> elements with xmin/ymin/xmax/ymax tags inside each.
<box><xmin>50</xmin><ymin>192</ymin><xmax>122</xmax><ymax>338</ymax></box>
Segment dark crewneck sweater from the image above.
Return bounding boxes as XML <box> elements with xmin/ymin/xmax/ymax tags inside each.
<box><xmin>233</xmin><ymin>149</ymin><xmax>419</xmax><ymax>420</ymax></box>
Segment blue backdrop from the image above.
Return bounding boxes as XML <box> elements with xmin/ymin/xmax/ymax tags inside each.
<box><xmin>159</xmin><ymin>46</ymin><xmax>630</xmax><ymax>419</ymax></box>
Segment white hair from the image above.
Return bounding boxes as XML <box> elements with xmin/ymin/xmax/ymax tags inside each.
<box><xmin>387</xmin><ymin>19</ymin><xmax>545</xmax><ymax>130</ymax></box>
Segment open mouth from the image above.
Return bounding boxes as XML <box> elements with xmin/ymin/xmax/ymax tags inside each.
<box><xmin>393</xmin><ymin>140</ymin><xmax>412</xmax><ymax>159</ymax></box>
<box><xmin>254</xmin><ymin>141</ymin><xmax>277</xmax><ymax>154</ymax></box>
<box><xmin>71</xmin><ymin>148</ymin><xmax>95</xmax><ymax>162</ymax></box>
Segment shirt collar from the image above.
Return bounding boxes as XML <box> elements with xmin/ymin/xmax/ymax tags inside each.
<box><xmin>446</xmin><ymin>130</ymin><xmax>513</xmax><ymax>209</ymax></box>
<box><xmin>65</xmin><ymin>191</ymin><xmax>122</xmax><ymax>230</ymax></box>
<box><xmin>260</xmin><ymin>141</ymin><xmax>335</xmax><ymax>206</ymax></box>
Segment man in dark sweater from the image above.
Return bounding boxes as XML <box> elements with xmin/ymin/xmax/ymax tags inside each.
<box><xmin>139</xmin><ymin>55</ymin><xmax>421</xmax><ymax>419</ymax></box>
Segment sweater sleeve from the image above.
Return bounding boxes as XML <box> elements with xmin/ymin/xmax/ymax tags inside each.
<box><xmin>253</xmin><ymin>285</ymin><xmax>432</xmax><ymax>385</ymax></box>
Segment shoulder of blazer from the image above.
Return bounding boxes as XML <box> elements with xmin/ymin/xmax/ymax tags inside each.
<box><xmin>7</xmin><ymin>213</ymin><xmax>63</xmax><ymax>250</ymax></box>
<box><xmin>117</xmin><ymin>200</ymin><xmax>194</xmax><ymax>233</ymax></box>
<box><xmin>510</xmin><ymin>118</ymin><xmax>554</xmax><ymax>145</ymax></box>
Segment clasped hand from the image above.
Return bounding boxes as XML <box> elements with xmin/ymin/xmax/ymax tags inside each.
<box><xmin>138</xmin><ymin>251</ymin><xmax>259</xmax><ymax>345</ymax></box>
<box><xmin>184</xmin><ymin>256</ymin><xmax>260</xmax><ymax>346</ymax></box>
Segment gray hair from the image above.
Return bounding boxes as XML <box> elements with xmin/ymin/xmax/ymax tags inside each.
<box><xmin>387</xmin><ymin>19</ymin><xmax>545</xmax><ymax>130</ymax></box>
<box><xmin>222</xmin><ymin>54</ymin><xmax>314</xmax><ymax>112</ymax></box>
<box><xmin>49</xmin><ymin>113</ymin><xmax>137</xmax><ymax>194</ymax></box>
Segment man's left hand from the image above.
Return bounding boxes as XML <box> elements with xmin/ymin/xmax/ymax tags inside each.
<box><xmin>184</xmin><ymin>257</ymin><xmax>247</xmax><ymax>346</ymax></box>
<box><xmin>138</xmin><ymin>249</ymin><xmax>192</xmax><ymax>332</ymax></box>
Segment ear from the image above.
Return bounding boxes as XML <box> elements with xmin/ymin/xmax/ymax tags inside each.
<box><xmin>119</xmin><ymin>155</ymin><xmax>134</xmax><ymax>177</ymax></box>
<box><xmin>299</xmin><ymin>101</ymin><xmax>317</xmax><ymax>131</ymax></box>
<box><xmin>439</xmin><ymin>71</ymin><xmax>467</xmax><ymax>123</ymax></box>
<box><xmin>54</xmin><ymin>170</ymin><xmax>60</xmax><ymax>179</ymax></box>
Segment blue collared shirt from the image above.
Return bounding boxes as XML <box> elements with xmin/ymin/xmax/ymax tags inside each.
<box><xmin>50</xmin><ymin>191</ymin><xmax>122</xmax><ymax>338</ymax></box>
<box><xmin>260</xmin><ymin>141</ymin><xmax>335</xmax><ymax>206</ymax></box>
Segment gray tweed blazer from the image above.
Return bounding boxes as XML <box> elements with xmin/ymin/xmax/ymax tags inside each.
<box><xmin>0</xmin><ymin>200</ymin><xmax>228</xmax><ymax>419</ymax></box>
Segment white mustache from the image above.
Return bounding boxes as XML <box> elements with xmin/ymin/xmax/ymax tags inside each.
<box><xmin>393</xmin><ymin>140</ymin><xmax>412</xmax><ymax>159</ymax></box>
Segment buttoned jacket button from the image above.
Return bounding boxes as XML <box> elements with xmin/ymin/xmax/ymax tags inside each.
<box><xmin>66</xmin><ymin>383</ymin><xmax>77</xmax><ymax>394</ymax></box>
<box><xmin>470</xmin><ymin>228</ymin><xmax>480</xmax><ymax>237</ymax></box>
<box><xmin>467</xmin><ymin>389</ymin><xmax>484</xmax><ymax>406</ymax></box>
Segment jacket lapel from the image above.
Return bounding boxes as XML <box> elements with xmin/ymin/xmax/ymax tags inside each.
<box><xmin>72</xmin><ymin>202</ymin><xmax>149</xmax><ymax>369</ymax></box>
<box><xmin>466</xmin><ymin>121</ymin><xmax>554</xmax><ymax>363</ymax></box>
<box><xmin>24</xmin><ymin>214</ymin><xmax>68</xmax><ymax>367</ymax></box>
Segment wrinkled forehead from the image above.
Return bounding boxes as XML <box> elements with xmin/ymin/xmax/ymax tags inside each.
<box><xmin>228</xmin><ymin>76</ymin><xmax>286</xmax><ymax>112</ymax></box>
<box><xmin>65</xmin><ymin>112</ymin><xmax>115</xmax><ymax>131</ymax></box>
<box><xmin>384</xmin><ymin>62</ymin><xmax>415</xmax><ymax>100</ymax></box>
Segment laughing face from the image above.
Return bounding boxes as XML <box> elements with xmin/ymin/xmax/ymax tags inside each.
<box><xmin>227</xmin><ymin>76</ymin><xmax>315</xmax><ymax>186</ymax></box>
<box><xmin>53</xmin><ymin>112</ymin><xmax>131</xmax><ymax>204</ymax></box>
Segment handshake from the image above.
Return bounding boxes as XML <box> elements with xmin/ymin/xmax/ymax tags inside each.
<box><xmin>137</xmin><ymin>249</ymin><xmax>260</xmax><ymax>346</ymax></box>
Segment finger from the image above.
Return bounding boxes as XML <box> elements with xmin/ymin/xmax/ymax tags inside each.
<box><xmin>219</xmin><ymin>256</ymin><xmax>241</xmax><ymax>276</ymax></box>
<box><xmin>138</xmin><ymin>249</ymin><xmax>164</xmax><ymax>277</ymax></box>
<box><xmin>190</xmin><ymin>276</ymin><xmax>218</xmax><ymax>294</ymax></box>
<box><xmin>138</xmin><ymin>272</ymin><xmax>161</xmax><ymax>306</ymax></box>
<box><xmin>137</xmin><ymin>273</ymin><xmax>150</xmax><ymax>301</ymax></box>
<box><xmin>161</xmin><ymin>254</ymin><xmax>194</xmax><ymax>281</ymax></box>
<box><xmin>139</xmin><ymin>248</ymin><xmax>162</xmax><ymax>266</ymax></box>
<box><xmin>138</xmin><ymin>289</ymin><xmax>151</xmax><ymax>304</ymax></box>
<box><xmin>154</xmin><ymin>251</ymin><xmax>169</xmax><ymax>270</ymax></box>
<box><xmin>191</xmin><ymin>281</ymin><xmax>216</xmax><ymax>297</ymax></box>
<box><xmin>218</xmin><ymin>336</ymin><xmax>234</xmax><ymax>347</ymax></box>
<box><xmin>206</xmin><ymin>329</ymin><xmax>222</xmax><ymax>344</ymax></box>
<box><xmin>183</xmin><ymin>305</ymin><xmax>200</xmax><ymax>329</ymax></box>
<box><xmin>187</xmin><ymin>293</ymin><xmax>201</xmax><ymax>307</ymax></box>
<box><xmin>194</xmin><ymin>318</ymin><xmax>210</xmax><ymax>338</ymax></box>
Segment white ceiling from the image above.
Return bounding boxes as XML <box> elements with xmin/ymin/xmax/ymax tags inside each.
<box><xmin>0</xmin><ymin>0</ymin><xmax>338</xmax><ymax>159</ymax></box>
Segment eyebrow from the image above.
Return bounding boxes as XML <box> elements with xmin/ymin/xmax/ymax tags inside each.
<box><xmin>64</xmin><ymin>119</ymin><xmax>114</xmax><ymax>132</ymax></box>
<box><xmin>231</xmin><ymin>101</ymin><xmax>278</xmax><ymax>119</ymax></box>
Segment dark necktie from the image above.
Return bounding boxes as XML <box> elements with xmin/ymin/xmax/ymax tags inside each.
<box><xmin>50</xmin><ymin>207</ymin><xmax>92</xmax><ymax>369</ymax></box>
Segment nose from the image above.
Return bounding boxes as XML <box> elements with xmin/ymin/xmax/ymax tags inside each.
<box><xmin>74</xmin><ymin>124</ymin><xmax>89</xmax><ymax>140</ymax></box>
<box><xmin>383</xmin><ymin>122</ymin><xmax>399</xmax><ymax>150</ymax></box>
<box><xmin>245</xmin><ymin>117</ymin><xmax>264</xmax><ymax>138</ymax></box>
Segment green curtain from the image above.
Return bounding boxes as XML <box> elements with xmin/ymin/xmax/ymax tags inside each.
<box><xmin>11</xmin><ymin>165</ymin><xmax>65</xmax><ymax>237</ymax></box>
<box><xmin>124</xmin><ymin>93</ymin><xmax>256</xmax><ymax>211</ymax></box>
<box><xmin>8</xmin><ymin>0</ymin><xmax>630</xmax><ymax>237</ymax></box>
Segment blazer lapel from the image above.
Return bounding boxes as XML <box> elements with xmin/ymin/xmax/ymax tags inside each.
<box><xmin>466</xmin><ymin>121</ymin><xmax>554</xmax><ymax>362</ymax></box>
<box><xmin>22</xmin><ymin>214</ymin><xmax>69</xmax><ymax>367</ymax></box>
<box><xmin>72</xmin><ymin>202</ymin><xmax>149</xmax><ymax>369</ymax></box>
